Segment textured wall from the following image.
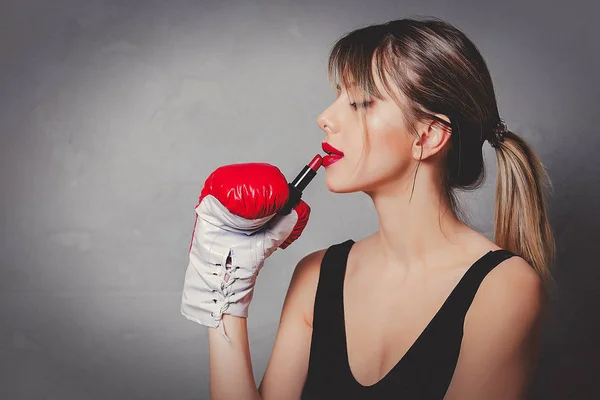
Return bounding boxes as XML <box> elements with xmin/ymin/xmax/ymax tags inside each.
<box><xmin>1</xmin><ymin>0</ymin><xmax>598</xmax><ymax>399</ymax></box>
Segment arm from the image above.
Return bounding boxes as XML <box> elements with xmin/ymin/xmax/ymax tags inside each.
<box><xmin>208</xmin><ymin>315</ymin><xmax>261</xmax><ymax>400</ymax></box>
<box><xmin>258</xmin><ymin>249</ymin><xmax>325</xmax><ymax>398</ymax></box>
<box><xmin>208</xmin><ymin>249</ymin><xmax>325</xmax><ymax>400</ymax></box>
<box><xmin>443</xmin><ymin>256</ymin><xmax>546</xmax><ymax>400</ymax></box>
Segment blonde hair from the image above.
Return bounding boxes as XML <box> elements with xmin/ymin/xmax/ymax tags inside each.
<box><xmin>327</xmin><ymin>16</ymin><xmax>556</xmax><ymax>299</ymax></box>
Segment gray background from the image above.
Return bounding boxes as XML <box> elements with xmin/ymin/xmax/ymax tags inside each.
<box><xmin>1</xmin><ymin>0</ymin><xmax>598</xmax><ymax>399</ymax></box>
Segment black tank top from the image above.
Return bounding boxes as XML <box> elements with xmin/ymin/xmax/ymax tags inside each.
<box><xmin>301</xmin><ymin>239</ymin><xmax>516</xmax><ymax>399</ymax></box>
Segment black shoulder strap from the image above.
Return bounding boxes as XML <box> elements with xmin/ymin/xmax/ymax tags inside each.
<box><xmin>451</xmin><ymin>249</ymin><xmax>517</xmax><ymax>313</ymax></box>
<box><xmin>310</xmin><ymin>239</ymin><xmax>354</xmax><ymax>346</ymax></box>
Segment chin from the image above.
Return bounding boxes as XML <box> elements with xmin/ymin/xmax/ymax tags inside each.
<box><xmin>325</xmin><ymin>175</ymin><xmax>364</xmax><ymax>194</ymax></box>
<box><xmin>324</xmin><ymin>178</ymin><xmax>346</xmax><ymax>193</ymax></box>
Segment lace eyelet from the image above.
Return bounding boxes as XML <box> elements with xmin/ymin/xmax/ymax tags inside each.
<box><xmin>213</xmin><ymin>299</ymin><xmax>217</xmax><ymax>303</ymax></box>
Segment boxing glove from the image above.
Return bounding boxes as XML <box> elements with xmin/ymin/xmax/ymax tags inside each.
<box><xmin>180</xmin><ymin>162</ymin><xmax>310</xmax><ymax>340</ymax></box>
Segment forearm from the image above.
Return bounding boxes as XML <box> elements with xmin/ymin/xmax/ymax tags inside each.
<box><xmin>208</xmin><ymin>314</ymin><xmax>262</xmax><ymax>400</ymax></box>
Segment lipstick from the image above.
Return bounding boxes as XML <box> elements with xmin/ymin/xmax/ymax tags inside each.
<box><xmin>277</xmin><ymin>154</ymin><xmax>323</xmax><ymax>215</ymax></box>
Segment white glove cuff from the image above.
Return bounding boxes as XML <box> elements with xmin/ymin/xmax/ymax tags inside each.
<box><xmin>181</xmin><ymin>246</ymin><xmax>265</xmax><ymax>341</ymax></box>
<box><xmin>180</xmin><ymin>199</ymin><xmax>269</xmax><ymax>341</ymax></box>
<box><xmin>180</xmin><ymin>195</ymin><xmax>299</xmax><ymax>341</ymax></box>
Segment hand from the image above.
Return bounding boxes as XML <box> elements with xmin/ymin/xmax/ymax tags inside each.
<box><xmin>180</xmin><ymin>162</ymin><xmax>311</xmax><ymax>340</ymax></box>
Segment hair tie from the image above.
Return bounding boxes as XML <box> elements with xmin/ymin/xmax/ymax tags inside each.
<box><xmin>488</xmin><ymin>118</ymin><xmax>508</xmax><ymax>148</ymax></box>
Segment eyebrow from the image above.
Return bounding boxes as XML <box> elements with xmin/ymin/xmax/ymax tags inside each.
<box><xmin>335</xmin><ymin>83</ymin><xmax>358</xmax><ymax>90</ymax></box>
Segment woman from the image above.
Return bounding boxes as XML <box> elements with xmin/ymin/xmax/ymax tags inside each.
<box><xmin>181</xmin><ymin>17</ymin><xmax>556</xmax><ymax>399</ymax></box>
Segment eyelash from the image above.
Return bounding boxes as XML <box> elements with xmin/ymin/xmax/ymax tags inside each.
<box><xmin>350</xmin><ymin>100</ymin><xmax>374</xmax><ymax>110</ymax></box>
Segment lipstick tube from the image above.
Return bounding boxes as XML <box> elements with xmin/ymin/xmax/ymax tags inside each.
<box><xmin>277</xmin><ymin>154</ymin><xmax>323</xmax><ymax>216</ymax></box>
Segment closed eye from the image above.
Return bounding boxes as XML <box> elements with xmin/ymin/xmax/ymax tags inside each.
<box><xmin>350</xmin><ymin>100</ymin><xmax>374</xmax><ymax>110</ymax></box>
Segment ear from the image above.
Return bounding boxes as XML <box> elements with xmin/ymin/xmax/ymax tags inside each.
<box><xmin>411</xmin><ymin>114</ymin><xmax>452</xmax><ymax>161</ymax></box>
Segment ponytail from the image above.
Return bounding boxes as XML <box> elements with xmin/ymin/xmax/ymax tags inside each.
<box><xmin>493</xmin><ymin>131</ymin><xmax>557</xmax><ymax>299</ymax></box>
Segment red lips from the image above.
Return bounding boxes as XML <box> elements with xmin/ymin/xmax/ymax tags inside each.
<box><xmin>322</xmin><ymin>142</ymin><xmax>344</xmax><ymax>156</ymax></box>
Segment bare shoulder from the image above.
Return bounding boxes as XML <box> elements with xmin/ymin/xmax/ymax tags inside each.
<box><xmin>472</xmin><ymin>254</ymin><xmax>545</xmax><ymax>313</ymax></box>
<box><xmin>283</xmin><ymin>247</ymin><xmax>328</xmax><ymax>328</ymax></box>
<box><xmin>457</xmin><ymin>228</ymin><xmax>545</xmax><ymax>313</ymax></box>
<box><xmin>443</xmin><ymin>255</ymin><xmax>547</xmax><ymax>399</ymax></box>
<box><xmin>462</xmin><ymin>253</ymin><xmax>546</xmax><ymax>351</ymax></box>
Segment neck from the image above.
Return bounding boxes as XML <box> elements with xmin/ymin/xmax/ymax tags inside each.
<box><xmin>366</xmin><ymin>172</ymin><xmax>468</xmax><ymax>275</ymax></box>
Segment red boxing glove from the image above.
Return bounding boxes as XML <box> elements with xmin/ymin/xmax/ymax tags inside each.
<box><xmin>188</xmin><ymin>162</ymin><xmax>310</xmax><ymax>251</ymax></box>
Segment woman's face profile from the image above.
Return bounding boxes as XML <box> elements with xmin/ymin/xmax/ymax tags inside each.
<box><xmin>316</xmin><ymin>68</ymin><xmax>417</xmax><ymax>197</ymax></box>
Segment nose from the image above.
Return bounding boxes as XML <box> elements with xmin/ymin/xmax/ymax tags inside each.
<box><xmin>317</xmin><ymin>111</ymin><xmax>337</xmax><ymax>135</ymax></box>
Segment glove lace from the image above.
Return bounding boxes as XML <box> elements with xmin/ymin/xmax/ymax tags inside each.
<box><xmin>211</xmin><ymin>257</ymin><xmax>240</xmax><ymax>342</ymax></box>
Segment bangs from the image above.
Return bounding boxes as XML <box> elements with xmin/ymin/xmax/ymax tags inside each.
<box><xmin>326</xmin><ymin>26</ymin><xmax>395</xmax><ymax>101</ymax></box>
